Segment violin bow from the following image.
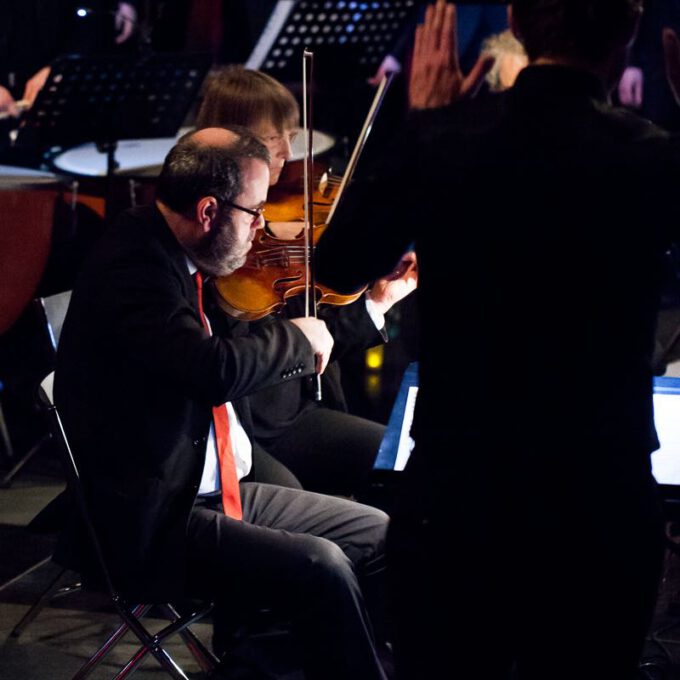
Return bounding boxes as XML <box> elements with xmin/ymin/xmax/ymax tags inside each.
<box><xmin>302</xmin><ymin>49</ymin><xmax>323</xmax><ymax>401</ymax></box>
<box><xmin>325</xmin><ymin>70</ymin><xmax>395</xmax><ymax>225</ymax></box>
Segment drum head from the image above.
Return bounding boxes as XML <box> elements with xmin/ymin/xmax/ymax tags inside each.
<box><xmin>289</xmin><ymin>129</ymin><xmax>335</xmax><ymax>161</ymax></box>
<box><xmin>0</xmin><ymin>164</ymin><xmax>63</xmax><ymax>189</ymax></box>
<box><xmin>51</xmin><ymin>128</ymin><xmax>192</xmax><ymax>179</ymax></box>
<box><xmin>50</xmin><ymin>127</ymin><xmax>334</xmax><ymax>178</ymax></box>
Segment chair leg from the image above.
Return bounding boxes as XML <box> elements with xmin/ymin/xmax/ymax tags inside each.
<box><xmin>114</xmin><ymin>644</ymin><xmax>191</xmax><ymax>680</ymax></box>
<box><xmin>0</xmin><ymin>433</ymin><xmax>51</xmax><ymax>487</ymax></box>
<box><xmin>111</xmin><ymin>603</ymin><xmax>217</xmax><ymax>679</ymax></box>
<box><xmin>111</xmin><ymin>605</ymin><xmax>196</xmax><ymax>680</ymax></box>
<box><xmin>0</xmin><ymin>396</ymin><xmax>14</xmax><ymax>465</ymax></box>
<box><xmin>10</xmin><ymin>566</ymin><xmax>72</xmax><ymax>638</ymax></box>
<box><xmin>0</xmin><ymin>554</ymin><xmax>53</xmax><ymax>593</ymax></box>
<box><xmin>72</xmin><ymin>604</ymin><xmax>151</xmax><ymax>680</ymax></box>
<box><xmin>162</xmin><ymin>603</ymin><xmax>219</xmax><ymax>673</ymax></box>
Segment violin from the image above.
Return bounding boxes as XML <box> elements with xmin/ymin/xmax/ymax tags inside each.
<box><xmin>211</xmin><ymin>64</ymin><xmax>395</xmax><ymax>321</ymax></box>
<box><xmin>212</xmin><ymin>222</ymin><xmax>364</xmax><ymax>320</ymax></box>
<box><xmin>264</xmin><ymin>168</ymin><xmax>340</xmax><ymax>225</ymax></box>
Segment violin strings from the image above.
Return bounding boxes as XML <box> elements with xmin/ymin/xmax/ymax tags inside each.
<box><xmin>248</xmin><ymin>246</ymin><xmax>311</xmax><ymax>269</ymax></box>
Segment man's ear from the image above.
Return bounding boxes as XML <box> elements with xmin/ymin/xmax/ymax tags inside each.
<box><xmin>195</xmin><ymin>196</ymin><xmax>219</xmax><ymax>234</ymax></box>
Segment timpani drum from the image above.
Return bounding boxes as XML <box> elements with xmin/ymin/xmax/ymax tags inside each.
<box><xmin>0</xmin><ymin>166</ymin><xmax>65</xmax><ymax>334</ymax></box>
<box><xmin>50</xmin><ymin>127</ymin><xmax>335</xmax><ymax>210</ymax></box>
<box><xmin>51</xmin><ymin>127</ymin><xmax>335</xmax><ymax>178</ymax></box>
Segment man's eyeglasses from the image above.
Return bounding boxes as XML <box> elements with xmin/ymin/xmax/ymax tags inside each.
<box><xmin>222</xmin><ymin>199</ymin><xmax>265</xmax><ymax>222</ymax></box>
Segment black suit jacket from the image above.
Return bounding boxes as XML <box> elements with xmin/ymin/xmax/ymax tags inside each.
<box><xmin>55</xmin><ymin>205</ymin><xmax>315</xmax><ymax>600</ymax></box>
<box><xmin>245</xmin><ymin>292</ymin><xmax>387</xmax><ymax>443</ymax></box>
<box><xmin>317</xmin><ymin>65</ymin><xmax>680</xmax><ymax>501</ymax></box>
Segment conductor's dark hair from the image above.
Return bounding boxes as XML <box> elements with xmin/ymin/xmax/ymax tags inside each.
<box><xmin>511</xmin><ymin>0</ymin><xmax>643</xmax><ymax>64</ymax></box>
<box><xmin>156</xmin><ymin>127</ymin><xmax>270</xmax><ymax>218</ymax></box>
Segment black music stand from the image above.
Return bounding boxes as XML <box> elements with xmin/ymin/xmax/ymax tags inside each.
<box><xmin>246</xmin><ymin>0</ymin><xmax>418</xmax><ymax>85</ymax></box>
<box><xmin>16</xmin><ymin>52</ymin><xmax>211</xmax><ymax>215</ymax></box>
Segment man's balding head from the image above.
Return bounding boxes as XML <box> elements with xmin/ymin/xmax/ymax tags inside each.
<box><xmin>156</xmin><ymin>126</ymin><xmax>270</xmax><ymax>218</ymax></box>
<box><xmin>190</xmin><ymin>126</ymin><xmax>241</xmax><ymax>148</ymax></box>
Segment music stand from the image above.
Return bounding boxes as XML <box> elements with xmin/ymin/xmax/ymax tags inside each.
<box><xmin>16</xmin><ymin>52</ymin><xmax>211</xmax><ymax>216</ymax></box>
<box><xmin>246</xmin><ymin>0</ymin><xmax>418</xmax><ymax>85</ymax></box>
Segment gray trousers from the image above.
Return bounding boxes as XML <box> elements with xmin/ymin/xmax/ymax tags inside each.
<box><xmin>186</xmin><ymin>482</ymin><xmax>389</xmax><ymax>680</ymax></box>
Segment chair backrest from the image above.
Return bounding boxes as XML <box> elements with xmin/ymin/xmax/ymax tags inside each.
<box><xmin>39</xmin><ymin>372</ymin><xmax>116</xmax><ymax>598</ymax></box>
<box><xmin>37</xmin><ymin>372</ymin><xmax>219</xmax><ymax>678</ymax></box>
<box><xmin>38</xmin><ymin>291</ymin><xmax>72</xmax><ymax>350</ymax></box>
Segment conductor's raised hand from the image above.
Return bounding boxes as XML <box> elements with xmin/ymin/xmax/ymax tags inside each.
<box><xmin>115</xmin><ymin>2</ymin><xmax>137</xmax><ymax>44</ymax></box>
<box><xmin>289</xmin><ymin>317</ymin><xmax>334</xmax><ymax>375</ymax></box>
<box><xmin>409</xmin><ymin>0</ymin><xmax>494</xmax><ymax>110</ymax></box>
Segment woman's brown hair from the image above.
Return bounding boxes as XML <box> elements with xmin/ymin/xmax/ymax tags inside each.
<box><xmin>196</xmin><ymin>65</ymin><xmax>300</xmax><ymax>131</ymax></box>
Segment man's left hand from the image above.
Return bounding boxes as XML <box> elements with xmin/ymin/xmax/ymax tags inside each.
<box><xmin>367</xmin><ymin>251</ymin><xmax>418</xmax><ymax>315</ymax></box>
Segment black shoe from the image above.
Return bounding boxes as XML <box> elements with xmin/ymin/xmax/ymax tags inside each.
<box><xmin>638</xmin><ymin>656</ymin><xmax>670</xmax><ymax>680</ymax></box>
<box><xmin>378</xmin><ymin>641</ymin><xmax>395</xmax><ymax>680</ymax></box>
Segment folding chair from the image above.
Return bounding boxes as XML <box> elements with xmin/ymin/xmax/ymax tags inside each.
<box><xmin>1</xmin><ymin>292</ymin><xmax>71</xmax><ymax>486</ymax></box>
<box><xmin>4</xmin><ymin>291</ymin><xmax>81</xmax><ymax>631</ymax></box>
<box><xmin>36</xmin><ymin>372</ymin><xmax>219</xmax><ymax>679</ymax></box>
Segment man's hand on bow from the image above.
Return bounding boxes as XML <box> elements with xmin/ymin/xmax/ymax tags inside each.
<box><xmin>290</xmin><ymin>317</ymin><xmax>334</xmax><ymax>375</ymax></box>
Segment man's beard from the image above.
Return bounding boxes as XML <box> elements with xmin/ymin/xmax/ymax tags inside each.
<box><xmin>186</xmin><ymin>214</ymin><xmax>248</xmax><ymax>277</ymax></box>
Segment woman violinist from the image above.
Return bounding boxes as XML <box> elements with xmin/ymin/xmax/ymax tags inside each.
<box><xmin>196</xmin><ymin>65</ymin><xmax>417</xmax><ymax>497</ymax></box>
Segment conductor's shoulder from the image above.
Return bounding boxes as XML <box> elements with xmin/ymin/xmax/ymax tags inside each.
<box><xmin>411</xmin><ymin>90</ymin><xmax>507</xmax><ymax>144</ymax></box>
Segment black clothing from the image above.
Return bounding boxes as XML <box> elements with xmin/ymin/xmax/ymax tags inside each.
<box><xmin>316</xmin><ymin>64</ymin><xmax>671</xmax><ymax>678</ymax></box>
<box><xmin>258</xmin><ymin>407</ymin><xmax>385</xmax><ymax>495</ymax></box>
<box><xmin>189</xmin><ymin>483</ymin><xmax>387</xmax><ymax>680</ymax></box>
<box><xmin>55</xmin><ymin>204</ymin><xmax>311</xmax><ymax>598</ymax></box>
<box><xmin>244</xmin><ymin>294</ymin><xmax>387</xmax><ymax>496</ymax></box>
<box><xmin>246</xmin><ymin>294</ymin><xmax>384</xmax><ymax>442</ymax></box>
<box><xmin>55</xmin><ymin>203</ymin><xmax>389</xmax><ymax>679</ymax></box>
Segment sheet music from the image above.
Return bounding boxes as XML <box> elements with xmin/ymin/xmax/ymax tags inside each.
<box><xmin>246</xmin><ymin>1</ymin><xmax>297</xmax><ymax>70</ymax></box>
<box><xmin>394</xmin><ymin>386</ymin><xmax>418</xmax><ymax>471</ymax></box>
<box><xmin>652</xmin><ymin>389</ymin><xmax>680</xmax><ymax>485</ymax></box>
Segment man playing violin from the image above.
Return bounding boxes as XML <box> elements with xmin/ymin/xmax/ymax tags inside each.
<box><xmin>196</xmin><ymin>65</ymin><xmax>418</xmax><ymax>498</ymax></box>
<box><xmin>54</xmin><ymin>125</ymin><xmax>390</xmax><ymax>680</ymax></box>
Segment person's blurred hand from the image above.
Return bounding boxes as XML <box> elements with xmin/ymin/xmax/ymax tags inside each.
<box><xmin>22</xmin><ymin>66</ymin><xmax>50</xmax><ymax>107</ymax></box>
<box><xmin>368</xmin><ymin>55</ymin><xmax>402</xmax><ymax>86</ymax></box>
<box><xmin>618</xmin><ymin>66</ymin><xmax>644</xmax><ymax>108</ymax></box>
<box><xmin>0</xmin><ymin>86</ymin><xmax>19</xmax><ymax>117</ymax></box>
<box><xmin>115</xmin><ymin>2</ymin><xmax>137</xmax><ymax>44</ymax></box>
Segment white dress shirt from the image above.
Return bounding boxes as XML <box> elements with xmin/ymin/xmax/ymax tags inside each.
<box><xmin>186</xmin><ymin>260</ymin><xmax>252</xmax><ymax>495</ymax></box>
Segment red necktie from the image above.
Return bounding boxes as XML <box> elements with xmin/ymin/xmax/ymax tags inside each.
<box><xmin>193</xmin><ymin>272</ymin><xmax>243</xmax><ymax>520</ymax></box>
